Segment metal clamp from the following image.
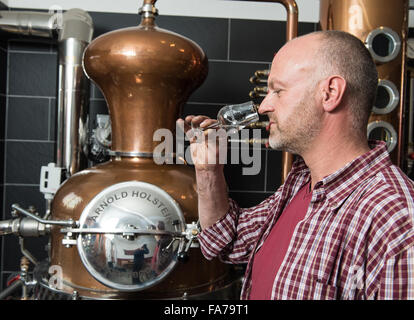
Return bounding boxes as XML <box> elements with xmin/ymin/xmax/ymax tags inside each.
<box><xmin>367</xmin><ymin>120</ymin><xmax>398</xmax><ymax>153</ymax></box>
<box><xmin>372</xmin><ymin>79</ymin><xmax>399</xmax><ymax>115</ymax></box>
<box><xmin>139</xmin><ymin>3</ymin><xmax>159</xmax><ymax>18</ymax></box>
<box><xmin>365</xmin><ymin>27</ymin><xmax>401</xmax><ymax>63</ymax></box>
<box><xmin>60</xmin><ymin>221</ymin><xmax>200</xmax><ymax>252</ymax></box>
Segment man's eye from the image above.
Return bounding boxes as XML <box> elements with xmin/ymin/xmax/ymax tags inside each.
<box><xmin>267</xmin><ymin>88</ymin><xmax>282</xmax><ymax>96</ymax></box>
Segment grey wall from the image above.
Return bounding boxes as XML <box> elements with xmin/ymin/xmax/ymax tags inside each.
<box><xmin>0</xmin><ymin>2</ymin><xmax>8</xmax><ymax>288</ymax></box>
<box><xmin>0</xmin><ymin>7</ymin><xmax>318</xmax><ymax>290</ymax></box>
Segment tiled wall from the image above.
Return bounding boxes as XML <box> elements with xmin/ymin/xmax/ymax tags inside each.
<box><xmin>0</xmin><ymin>2</ymin><xmax>7</xmax><ymax>289</ymax></box>
<box><xmin>0</xmin><ymin>7</ymin><xmax>318</xmax><ymax>291</ymax></box>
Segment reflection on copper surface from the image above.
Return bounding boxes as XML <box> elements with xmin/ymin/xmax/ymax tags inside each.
<box><xmin>62</xmin><ymin>192</ymin><xmax>83</xmax><ymax>210</ymax></box>
<box><xmin>319</xmin><ymin>0</ymin><xmax>408</xmax><ymax>167</ymax></box>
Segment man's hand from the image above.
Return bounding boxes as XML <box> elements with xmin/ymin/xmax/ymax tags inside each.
<box><xmin>177</xmin><ymin>115</ymin><xmax>228</xmax><ymax>171</ymax></box>
<box><xmin>176</xmin><ymin>115</ymin><xmax>230</xmax><ymax>230</ymax></box>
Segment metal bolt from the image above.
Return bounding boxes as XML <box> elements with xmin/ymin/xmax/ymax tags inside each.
<box><xmin>28</xmin><ymin>206</ymin><xmax>37</xmax><ymax>214</ymax></box>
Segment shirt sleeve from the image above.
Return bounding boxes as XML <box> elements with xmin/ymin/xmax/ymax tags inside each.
<box><xmin>377</xmin><ymin>245</ymin><xmax>414</xmax><ymax>299</ymax></box>
<box><xmin>197</xmin><ymin>192</ymin><xmax>279</xmax><ymax>264</ymax></box>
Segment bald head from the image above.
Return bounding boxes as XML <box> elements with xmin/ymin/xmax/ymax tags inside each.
<box><xmin>269</xmin><ymin>33</ymin><xmax>323</xmax><ymax>93</ymax></box>
<box><xmin>276</xmin><ymin>31</ymin><xmax>378</xmax><ymax>134</ymax></box>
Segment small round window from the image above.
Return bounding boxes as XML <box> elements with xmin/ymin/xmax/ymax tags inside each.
<box><xmin>365</xmin><ymin>27</ymin><xmax>401</xmax><ymax>63</ymax></box>
<box><xmin>367</xmin><ymin>121</ymin><xmax>397</xmax><ymax>153</ymax></box>
<box><xmin>372</xmin><ymin>79</ymin><xmax>399</xmax><ymax>114</ymax></box>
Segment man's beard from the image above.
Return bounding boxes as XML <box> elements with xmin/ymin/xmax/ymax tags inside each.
<box><xmin>268</xmin><ymin>89</ymin><xmax>322</xmax><ymax>155</ymax></box>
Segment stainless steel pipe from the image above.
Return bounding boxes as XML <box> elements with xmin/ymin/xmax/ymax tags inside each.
<box><xmin>0</xmin><ymin>10</ymin><xmax>56</xmax><ymax>37</ymax></box>
<box><xmin>0</xmin><ymin>8</ymin><xmax>93</xmax><ymax>177</ymax></box>
<box><xmin>57</xmin><ymin>9</ymin><xmax>93</xmax><ymax>177</ymax></box>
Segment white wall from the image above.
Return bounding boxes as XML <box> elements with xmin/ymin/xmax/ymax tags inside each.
<box><xmin>5</xmin><ymin>0</ymin><xmax>319</xmax><ymax>22</ymax></box>
<box><xmin>5</xmin><ymin>0</ymin><xmax>414</xmax><ymax>27</ymax></box>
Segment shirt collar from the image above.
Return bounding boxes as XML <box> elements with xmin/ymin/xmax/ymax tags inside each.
<box><xmin>289</xmin><ymin>140</ymin><xmax>392</xmax><ymax>209</ymax></box>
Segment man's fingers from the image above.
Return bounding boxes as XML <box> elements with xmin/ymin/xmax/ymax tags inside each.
<box><xmin>199</xmin><ymin>118</ymin><xmax>218</xmax><ymax>130</ymax></box>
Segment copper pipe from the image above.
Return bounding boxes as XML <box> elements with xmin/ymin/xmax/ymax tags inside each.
<box><xmin>228</xmin><ymin>138</ymin><xmax>269</xmax><ymax>145</ymax></box>
<box><xmin>256</xmin><ymin>0</ymin><xmax>298</xmax><ymax>41</ymax></box>
<box><xmin>246</xmin><ymin>121</ymin><xmax>269</xmax><ymax>129</ymax></box>
<box><xmin>254</xmin><ymin>0</ymin><xmax>298</xmax><ymax>182</ymax></box>
<box><xmin>255</xmin><ymin>69</ymin><xmax>270</xmax><ymax>77</ymax></box>
<box><xmin>397</xmin><ymin>0</ymin><xmax>409</xmax><ymax>168</ymax></box>
<box><xmin>249</xmin><ymin>76</ymin><xmax>268</xmax><ymax>85</ymax></box>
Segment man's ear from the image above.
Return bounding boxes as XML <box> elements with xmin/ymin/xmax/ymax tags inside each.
<box><xmin>320</xmin><ymin>75</ymin><xmax>346</xmax><ymax>112</ymax></box>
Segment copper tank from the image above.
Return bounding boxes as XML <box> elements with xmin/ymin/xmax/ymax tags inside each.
<box><xmin>320</xmin><ymin>0</ymin><xmax>409</xmax><ymax>167</ymax></box>
<box><xmin>50</xmin><ymin>0</ymin><xmax>236</xmax><ymax>299</ymax></box>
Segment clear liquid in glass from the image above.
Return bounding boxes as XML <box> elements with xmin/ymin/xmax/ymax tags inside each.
<box><xmin>201</xmin><ymin>101</ymin><xmax>259</xmax><ymax>131</ymax></box>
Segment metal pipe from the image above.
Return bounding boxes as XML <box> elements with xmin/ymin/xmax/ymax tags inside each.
<box><xmin>19</xmin><ymin>237</ymin><xmax>38</xmax><ymax>265</ymax></box>
<box><xmin>57</xmin><ymin>9</ymin><xmax>93</xmax><ymax>177</ymax></box>
<box><xmin>0</xmin><ymin>279</ymin><xmax>23</xmax><ymax>300</ymax></box>
<box><xmin>255</xmin><ymin>0</ymin><xmax>298</xmax><ymax>41</ymax></box>
<box><xmin>253</xmin><ymin>0</ymin><xmax>298</xmax><ymax>182</ymax></box>
<box><xmin>0</xmin><ymin>10</ymin><xmax>56</xmax><ymax>37</ymax></box>
<box><xmin>0</xmin><ymin>8</ymin><xmax>93</xmax><ymax>178</ymax></box>
<box><xmin>228</xmin><ymin>138</ymin><xmax>269</xmax><ymax>145</ymax></box>
<box><xmin>11</xmin><ymin>204</ymin><xmax>76</xmax><ymax>227</ymax></box>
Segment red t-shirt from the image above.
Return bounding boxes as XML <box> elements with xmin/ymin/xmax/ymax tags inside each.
<box><xmin>249</xmin><ymin>182</ymin><xmax>312</xmax><ymax>299</ymax></box>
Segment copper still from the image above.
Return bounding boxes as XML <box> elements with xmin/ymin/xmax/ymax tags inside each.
<box><xmin>320</xmin><ymin>0</ymin><xmax>409</xmax><ymax>167</ymax></box>
<box><xmin>48</xmin><ymin>0</ymin><xmax>238</xmax><ymax>299</ymax></box>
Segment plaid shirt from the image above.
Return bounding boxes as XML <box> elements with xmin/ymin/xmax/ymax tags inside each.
<box><xmin>198</xmin><ymin>141</ymin><xmax>414</xmax><ymax>299</ymax></box>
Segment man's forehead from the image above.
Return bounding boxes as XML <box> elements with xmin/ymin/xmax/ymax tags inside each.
<box><xmin>273</xmin><ymin>33</ymin><xmax>321</xmax><ymax>61</ymax></box>
<box><xmin>270</xmin><ymin>35</ymin><xmax>320</xmax><ymax>78</ymax></box>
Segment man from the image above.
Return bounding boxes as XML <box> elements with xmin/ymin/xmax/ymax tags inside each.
<box><xmin>177</xmin><ymin>30</ymin><xmax>414</xmax><ymax>299</ymax></box>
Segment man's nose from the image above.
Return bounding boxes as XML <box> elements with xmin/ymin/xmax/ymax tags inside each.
<box><xmin>258</xmin><ymin>97</ymin><xmax>274</xmax><ymax>115</ymax></box>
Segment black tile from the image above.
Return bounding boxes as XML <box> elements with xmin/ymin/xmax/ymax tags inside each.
<box><xmin>230</xmin><ymin>19</ymin><xmax>285</xmax><ymax>62</ymax></box>
<box><xmin>0</xmin><ymin>39</ymin><xmax>6</xmax><ymax>51</ymax></box>
<box><xmin>0</xmin><ymin>48</ymin><xmax>7</xmax><ymax>95</ymax></box>
<box><xmin>0</xmin><ymin>141</ymin><xmax>3</xmax><ymax>183</ymax></box>
<box><xmin>89</xmin><ymin>11</ymin><xmax>141</xmax><ymax>38</ymax></box>
<box><xmin>181</xmin><ymin>103</ymin><xmax>223</xmax><ymax>119</ymax></box>
<box><xmin>4</xmin><ymin>185</ymin><xmax>46</xmax><ymax>219</ymax></box>
<box><xmin>230</xmin><ymin>20</ymin><xmax>317</xmax><ymax>62</ymax></box>
<box><xmin>0</xmin><ymin>184</ymin><xmax>3</xmax><ymax>218</ymax></box>
<box><xmin>7</xmin><ymin>97</ymin><xmax>49</xmax><ymax>140</ymax></box>
<box><xmin>0</xmin><ymin>255</ymin><xmax>3</xmax><ymax>290</ymax></box>
<box><xmin>49</xmin><ymin>98</ymin><xmax>56</xmax><ymax>141</ymax></box>
<box><xmin>224</xmin><ymin>148</ymin><xmax>266</xmax><ymax>191</ymax></box>
<box><xmin>157</xmin><ymin>16</ymin><xmax>228</xmax><ymax>60</ymax></box>
<box><xmin>5</xmin><ymin>141</ymin><xmax>55</xmax><ymax>184</ymax></box>
<box><xmin>8</xmin><ymin>39</ymin><xmax>53</xmax><ymax>52</ymax></box>
<box><xmin>298</xmin><ymin>22</ymin><xmax>317</xmax><ymax>37</ymax></box>
<box><xmin>229</xmin><ymin>190</ymin><xmax>273</xmax><ymax>208</ymax></box>
<box><xmin>92</xmin><ymin>83</ymin><xmax>104</xmax><ymax>100</ymax></box>
<box><xmin>266</xmin><ymin>149</ymin><xmax>283</xmax><ymax>192</ymax></box>
<box><xmin>0</xmin><ymin>95</ymin><xmax>5</xmax><ymax>139</ymax></box>
<box><xmin>189</xmin><ymin>61</ymin><xmax>269</xmax><ymax>104</ymax></box>
<box><xmin>8</xmin><ymin>52</ymin><xmax>58</xmax><ymax>97</ymax></box>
